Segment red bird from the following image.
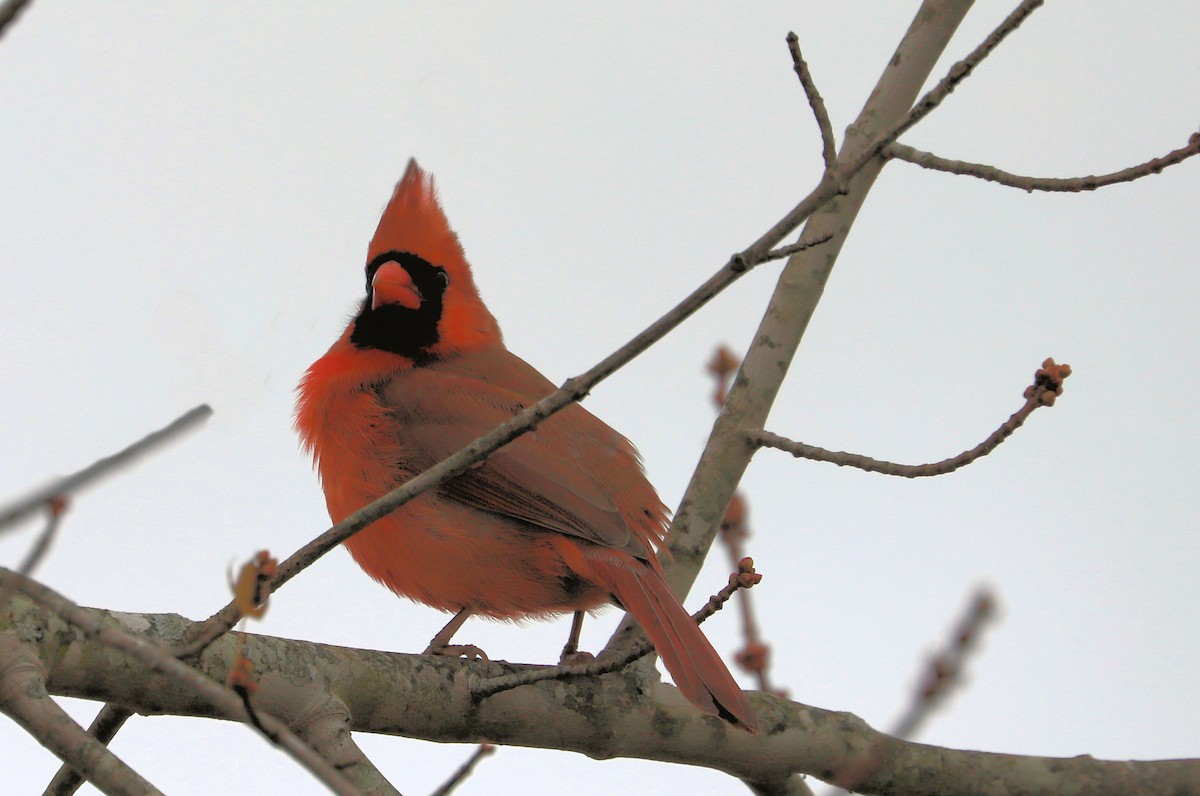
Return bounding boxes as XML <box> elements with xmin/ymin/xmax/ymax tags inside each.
<box><xmin>296</xmin><ymin>160</ymin><xmax>757</xmax><ymax>732</ymax></box>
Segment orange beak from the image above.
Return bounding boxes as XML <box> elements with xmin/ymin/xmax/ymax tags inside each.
<box><xmin>371</xmin><ymin>260</ymin><xmax>422</xmax><ymax>311</ymax></box>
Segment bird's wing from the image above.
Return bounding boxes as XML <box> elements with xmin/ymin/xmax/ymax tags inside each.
<box><xmin>380</xmin><ymin>352</ymin><xmax>663</xmax><ymax>560</ymax></box>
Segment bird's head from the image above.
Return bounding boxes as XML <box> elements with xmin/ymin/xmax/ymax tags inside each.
<box><xmin>349</xmin><ymin>159</ymin><xmax>501</xmax><ymax>362</ymax></box>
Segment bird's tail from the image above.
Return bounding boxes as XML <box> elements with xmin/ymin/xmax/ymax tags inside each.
<box><xmin>579</xmin><ymin>549</ymin><xmax>759</xmax><ymax>733</ymax></box>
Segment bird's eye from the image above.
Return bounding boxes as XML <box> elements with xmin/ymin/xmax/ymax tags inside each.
<box><xmin>435</xmin><ymin>269</ymin><xmax>450</xmax><ymax>288</ymax></box>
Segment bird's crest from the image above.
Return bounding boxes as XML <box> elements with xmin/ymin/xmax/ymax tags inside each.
<box><xmin>368</xmin><ymin>159</ymin><xmax>500</xmax><ymax>354</ymax></box>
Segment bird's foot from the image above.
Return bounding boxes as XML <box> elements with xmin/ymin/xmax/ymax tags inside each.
<box><xmin>424</xmin><ymin>641</ymin><xmax>490</xmax><ymax>662</ymax></box>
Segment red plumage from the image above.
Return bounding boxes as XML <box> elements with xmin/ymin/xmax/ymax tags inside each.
<box><xmin>296</xmin><ymin>160</ymin><xmax>757</xmax><ymax>731</ymax></box>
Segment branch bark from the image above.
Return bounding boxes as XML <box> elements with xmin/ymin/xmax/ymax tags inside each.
<box><xmin>886</xmin><ymin>132</ymin><xmax>1200</xmax><ymax>192</ymax></box>
<box><xmin>6</xmin><ymin>597</ymin><xmax>1195</xmax><ymax>795</ymax></box>
<box><xmin>0</xmin><ymin>632</ymin><xmax>161</xmax><ymax>796</ymax></box>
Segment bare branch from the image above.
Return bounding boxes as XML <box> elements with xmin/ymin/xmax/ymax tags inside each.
<box><xmin>429</xmin><ymin>744</ymin><xmax>495</xmax><ymax>796</ymax></box>
<box><xmin>0</xmin><ymin>0</ymin><xmax>32</xmax><ymax>41</ymax></box>
<box><xmin>877</xmin><ymin>0</ymin><xmax>1047</xmax><ymax>160</ymax></box>
<box><xmin>0</xmin><ymin>568</ymin><xmax>364</xmax><ymax>796</ymax></box>
<box><xmin>760</xmin><ymin>232</ymin><xmax>834</xmax><ymax>265</ymax></box>
<box><xmin>753</xmin><ymin>358</ymin><xmax>1071</xmax><ymax>477</ymax></box>
<box><xmin>0</xmin><ymin>404</ymin><xmax>213</xmax><ymax>532</ymax></box>
<box><xmin>13</xmin><ymin>598</ymin><xmax>1200</xmax><ymax>794</ymax></box>
<box><xmin>890</xmin><ymin>587</ymin><xmax>999</xmax><ymax>740</ymax></box>
<box><xmin>718</xmin><ymin>495</ymin><xmax>779</xmax><ymax>695</ymax></box>
<box><xmin>887</xmin><ymin>131</ymin><xmax>1200</xmax><ymax>192</ymax></box>
<box><xmin>706</xmin><ymin>351</ymin><xmax>780</xmax><ymax>695</ymax></box>
<box><xmin>786</xmin><ymin>31</ymin><xmax>837</xmax><ymax>170</ymax></box>
<box><xmin>291</xmin><ymin>695</ymin><xmax>403</xmax><ymax>796</ymax></box>
<box><xmin>0</xmin><ymin>498</ymin><xmax>68</xmax><ymax>621</ymax></box>
<box><xmin>471</xmin><ymin>559</ymin><xmax>761</xmax><ymax>700</ymax></box>
<box><xmin>16</xmin><ymin>496</ymin><xmax>66</xmax><ymax>577</ymax></box>
<box><xmin>646</xmin><ymin>0</ymin><xmax>997</xmax><ymax>657</ymax></box>
<box><xmin>0</xmin><ymin>632</ymin><xmax>161</xmax><ymax>796</ymax></box>
<box><xmin>44</xmin><ymin>704</ymin><xmax>134</xmax><ymax>796</ymax></box>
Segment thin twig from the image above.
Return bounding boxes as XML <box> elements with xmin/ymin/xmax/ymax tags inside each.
<box><xmin>0</xmin><ymin>568</ymin><xmax>363</xmax><ymax>796</ymax></box>
<box><xmin>787</xmin><ymin>31</ymin><xmax>837</xmax><ymax>171</ymax></box>
<box><xmin>754</xmin><ymin>359</ymin><xmax>1071</xmax><ymax>478</ymax></box>
<box><xmin>429</xmin><ymin>744</ymin><xmax>495</xmax><ymax>796</ymax></box>
<box><xmin>471</xmin><ymin>559</ymin><xmax>761</xmax><ymax>700</ymax></box>
<box><xmin>887</xmin><ymin>132</ymin><xmax>1200</xmax><ymax>192</ymax></box>
<box><xmin>874</xmin><ymin>0</ymin><xmax>1047</xmax><ymax>162</ymax></box>
<box><xmin>708</xmin><ymin>349</ymin><xmax>779</xmax><ymax>695</ymax></box>
<box><xmin>0</xmin><ymin>405</ymin><xmax>213</xmax><ymax>532</ymax></box>
<box><xmin>44</xmin><ymin>704</ymin><xmax>134</xmax><ymax>796</ymax></box>
<box><xmin>18</xmin><ymin>497</ymin><xmax>66</xmax><ymax>576</ymax></box>
<box><xmin>0</xmin><ymin>498</ymin><xmax>68</xmax><ymax>617</ymax></box>
<box><xmin>720</xmin><ymin>496</ymin><xmax>776</xmax><ymax>694</ymax></box>
<box><xmin>890</xmin><ymin>587</ymin><xmax>998</xmax><ymax>739</ymax></box>
<box><xmin>633</xmin><ymin>2</ymin><xmax>1048</xmax><ymax>666</ymax></box>
<box><xmin>0</xmin><ymin>0</ymin><xmax>32</xmax><ymax>41</ymax></box>
<box><xmin>760</xmin><ymin>232</ymin><xmax>834</xmax><ymax>265</ymax></box>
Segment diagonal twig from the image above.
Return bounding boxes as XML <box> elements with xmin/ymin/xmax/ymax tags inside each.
<box><xmin>0</xmin><ymin>405</ymin><xmax>213</xmax><ymax>533</ymax></box>
<box><xmin>617</xmin><ymin>0</ymin><xmax>1047</xmax><ymax>663</ymax></box>
<box><xmin>43</xmin><ymin>703</ymin><xmax>135</xmax><ymax>796</ymax></box>
<box><xmin>787</xmin><ymin>31</ymin><xmax>837</xmax><ymax>171</ymax></box>
<box><xmin>16</xmin><ymin>496</ymin><xmax>67</xmax><ymax>577</ymax></box>
<box><xmin>471</xmin><ymin>559</ymin><xmax>761</xmax><ymax>700</ymax></box>
<box><xmin>0</xmin><ymin>0</ymin><xmax>32</xmax><ymax>41</ymax></box>
<box><xmin>890</xmin><ymin>587</ymin><xmax>998</xmax><ymax>739</ymax></box>
<box><xmin>760</xmin><ymin>232</ymin><xmax>834</xmax><ymax>265</ymax></box>
<box><xmin>429</xmin><ymin>744</ymin><xmax>496</xmax><ymax>796</ymax></box>
<box><xmin>879</xmin><ymin>0</ymin><xmax>1047</xmax><ymax>159</ymax></box>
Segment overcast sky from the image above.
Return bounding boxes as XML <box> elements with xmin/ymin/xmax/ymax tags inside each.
<box><xmin>2</xmin><ymin>2</ymin><xmax>1197</xmax><ymax>794</ymax></box>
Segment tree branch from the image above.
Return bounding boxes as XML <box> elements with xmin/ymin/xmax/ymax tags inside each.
<box><xmin>0</xmin><ymin>569</ymin><xmax>364</xmax><ymax>796</ymax></box>
<box><xmin>0</xmin><ymin>0</ymin><xmax>32</xmax><ymax>42</ymax></box>
<box><xmin>429</xmin><ymin>745</ymin><xmax>495</xmax><ymax>796</ymax></box>
<box><xmin>43</xmin><ymin>703</ymin><xmax>134</xmax><ymax>796</ymax></box>
<box><xmin>471</xmin><ymin>559</ymin><xmax>760</xmax><ymax>700</ymax></box>
<box><xmin>889</xmin><ymin>588</ymin><xmax>998</xmax><ymax>740</ymax></box>
<box><xmin>9</xmin><ymin>597</ymin><xmax>1196</xmax><ymax>795</ymax></box>
<box><xmin>787</xmin><ymin>31</ymin><xmax>837</xmax><ymax>171</ymax></box>
<box><xmin>886</xmin><ymin>132</ymin><xmax>1200</xmax><ymax>192</ymax></box>
<box><xmin>0</xmin><ymin>404</ymin><xmax>213</xmax><ymax>533</ymax></box>
<box><xmin>753</xmin><ymin>359</ymin><xmax>1071</xmax><ymax>477</ymax></box>
<box><xmin>632</xmin><ymin>0</ymin><xmax>997</xmax><ymax>660</ymax></box>
<box><xmin>0</xmin><ymin>632</ymin><xmax>161</xmax><ymax>796</ymax></box>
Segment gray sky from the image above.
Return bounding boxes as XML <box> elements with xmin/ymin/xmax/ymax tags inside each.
<box><xmin>2</xmin><ymin>3</ymin><xmax>1197</xmax><ymax>793</ymax></box>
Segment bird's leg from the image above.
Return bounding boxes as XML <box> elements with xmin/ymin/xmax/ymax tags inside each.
<box><xmin>424</xmin><ymin>607</ymin><xmax>489</xmax><ymax>661</ymax></box>
<box><xmin>558</xmin><ymin>610</ymin><xmax>595</xmax><ymax>665</ymax></box>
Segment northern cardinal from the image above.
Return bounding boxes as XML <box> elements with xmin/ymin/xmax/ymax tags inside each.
<box><xmin>296</xmin><ymin>160</ymin><xmax>757</xmax><ymax>732</ymax></box>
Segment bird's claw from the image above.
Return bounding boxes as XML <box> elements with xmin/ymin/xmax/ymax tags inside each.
<box><xmin>424</xmin><ymin>642</ymin><xmax>490</xmax><ymax>662</ymax></box>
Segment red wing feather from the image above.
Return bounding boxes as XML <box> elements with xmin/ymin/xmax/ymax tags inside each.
<box><xmin>380</xmin><ymin>351</ymin><xmax>661</xmax><ymax>560</ymax></box>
